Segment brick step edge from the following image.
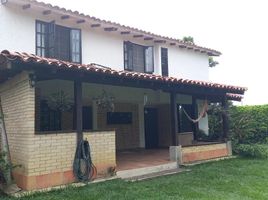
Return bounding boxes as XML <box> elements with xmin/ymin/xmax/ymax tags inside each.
<box><xmin>181</xmin><ymin>155</ymin><xmax>237</xmax><ymax>167</ymax></box>
<box><xmin>124</xmin><ymin>168</ymin><xmax>190</xmax><ymax>182</ymax></box>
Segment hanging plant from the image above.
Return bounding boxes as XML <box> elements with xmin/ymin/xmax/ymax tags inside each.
<box><xmin>46</xmin><ymin>90</ymin><xmax>73</xmax><ymax>112</ymax></box>
<box><xmin>94</xmin><ymin>90</ymin><xmax>115</xmax><ymax>112</ymax></box>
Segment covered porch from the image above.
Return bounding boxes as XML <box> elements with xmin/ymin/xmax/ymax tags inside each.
<box><xmin>0</xmin><ymin>51</ymin><xmax>246</xmax><ymax>189</ymax></box>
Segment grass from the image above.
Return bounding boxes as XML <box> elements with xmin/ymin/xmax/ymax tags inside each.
<box><xmin>1</xmin><ymin>157</ymin><xmax>268</xmax><ymax>200</ymax></box>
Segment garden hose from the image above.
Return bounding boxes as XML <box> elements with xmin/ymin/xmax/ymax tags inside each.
<box><xmin>73</xmin><ymin>139</ymin><xmax>97</xmax><ymax>182</ymax></box>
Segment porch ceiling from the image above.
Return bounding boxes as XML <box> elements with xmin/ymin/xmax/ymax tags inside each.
<box><xmin>0</xmin><ymin>50</ymin><xmax>247</xmax><ymax>101</ymax></box>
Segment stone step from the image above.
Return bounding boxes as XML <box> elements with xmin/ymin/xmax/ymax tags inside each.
<box><xmin>125</xmin><ymin>168</ymin><xmax>188</xmax><ymax>182</ymax></box>
<box><xmin>117</xmin><ymin>162</ymin><xmax>178</xmax><ymax>179</ymax></box>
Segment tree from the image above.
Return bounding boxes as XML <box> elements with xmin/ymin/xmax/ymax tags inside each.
<box><xmin>209</xmin><ymin>57</ymin><xmax>219</xmax><ymax>67</ymax></box>
<box><xmin>182</xmin><ymin>36</ymin><xmax>194</xmax><ymax>44</ymax></box>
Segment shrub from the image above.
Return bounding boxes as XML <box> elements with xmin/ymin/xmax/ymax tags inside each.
<box><xmin>234</xmin><ymin>144</ymin><xmax>268</xmax><ymax>158</ymax></box>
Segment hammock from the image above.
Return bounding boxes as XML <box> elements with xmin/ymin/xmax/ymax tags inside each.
<box><xmin>182</xmin><ymin>100</ymin><xmax>208</xmax><ymax>124</ymax></box>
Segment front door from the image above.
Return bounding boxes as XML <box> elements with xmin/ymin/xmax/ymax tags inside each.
<box><xmin>144</xmin><ymin>108</ymin><xmax>159</xmax><ymax>149</ymax></box>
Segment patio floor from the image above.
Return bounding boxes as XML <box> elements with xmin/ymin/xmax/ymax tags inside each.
<box><xmin>116</xmin><ymin>148</ymin><xmax>171</xmax><ymax>171</ymax></box>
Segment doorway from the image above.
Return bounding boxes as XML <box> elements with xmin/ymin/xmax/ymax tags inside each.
<box><xmin>144</xmin><ymin>108</ymin><xmax>159</xmax><ymax>149</ymax></box>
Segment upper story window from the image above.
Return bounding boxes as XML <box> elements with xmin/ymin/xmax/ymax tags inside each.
<box><xmin>36</xmin><ymin>20</ymin><xmax>81</xmax><ymax>63</ymax></box>
<box><xmin>124</xmin><ymin>41</ymin><xmax>154</xmax><ymax>73</ymax></box>
<box><xmin>161</xmin><ymin>48</ymin><xmax>169</xmax><ymax>76</ymax></box>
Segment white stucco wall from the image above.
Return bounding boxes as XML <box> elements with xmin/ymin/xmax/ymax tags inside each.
<box><xmin>0</xmin><ymin>5</ymin><xmax>35</xmax><ymax>53</ymax></box>
<box><xmin>0</xmin><ymin>3</ymin><xmax>210</xmax><ymax>81</ymax></box>
<box><xmin>164</xmin><ymin>46</ymin><xmax>210</xmax><ymax>81</ymax></box>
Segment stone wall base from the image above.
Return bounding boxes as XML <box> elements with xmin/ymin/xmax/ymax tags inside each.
<box><xmin>13</xmin><ymin>163</ymin><xmax>115</xmax><ymax>191</ymax></box>
<box><xmin>170</xmin><ymin>142</ymin><xmax>232</xmax><ymax>165</ymax></box>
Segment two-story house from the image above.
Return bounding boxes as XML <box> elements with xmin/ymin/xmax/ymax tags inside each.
<box><xmin>0</xmin><ymin>0</ymin><xmax>246</xmax><ymax>190</ymax></box>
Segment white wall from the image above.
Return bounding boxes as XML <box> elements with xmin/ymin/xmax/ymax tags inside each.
<box><xmin>166</xmin><ymin>46</ymin><xmax>210</xmax><ymax>81</ymax></box>
<box><xmin>0</xmin><ymin>5</ymin><xmax>35</xmax><ymax>53</ymax></box>
<box><xmin>0</xmin><ymin>3</ymin><xmax>210</xmax><ymax>81</ymax></box>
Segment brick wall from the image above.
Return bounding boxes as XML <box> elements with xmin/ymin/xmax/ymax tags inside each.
<box><xmin>97</xmin><ymin>103</ymin><xmax>140</xmax><ymax>150</ymax></box>
<box><xmin>181</xmin><ymin>143</ymin><xmax>229</xmax><ymax>163</ymax></box>
<box><xmin>0</xmin><ymin>71</ymin><xmax>116</xmax><ymax>190</ymax></box>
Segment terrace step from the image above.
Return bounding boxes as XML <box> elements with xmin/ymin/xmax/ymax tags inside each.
<box><xmin>124</xmin><ymin>168</ymin><xmax>188</xmax><ymax>182</ymax></box>
<box><xmin>117</xmin><ymin>162</ymin><xmax>178</xmax><ymax>179</ymax></box>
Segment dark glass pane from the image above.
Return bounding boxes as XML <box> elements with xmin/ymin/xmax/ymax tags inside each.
<box><xmin>132</xmin><ymin>43</ymin><xmax>144</xmax><ymax>73</ymax></box>
<box><xmin>70</xmin><ymin>29</ymin><xmax>81</xmax><ymax>63</ymax></box>
<box><xmin>161</xmin><ymin>48</ymin><xmax>168</xmax><ymax>76</ymax></box>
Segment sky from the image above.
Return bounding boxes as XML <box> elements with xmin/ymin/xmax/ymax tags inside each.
<box><xmin>40</xmin><ymin>0</ymin><xmax>268</xmax><ymax>105</ymax></box>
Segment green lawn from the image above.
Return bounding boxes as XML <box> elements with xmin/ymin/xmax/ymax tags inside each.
<box><xmin>1</xmin><ymin>158</ymin><xmax>268</xmax><ymax>200</ymax></box>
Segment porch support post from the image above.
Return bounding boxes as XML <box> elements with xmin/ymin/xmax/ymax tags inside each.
<box><xmin>74</xmin><ymin>80</ymin><xmax>83</xmax><ymax>145</ymax></box>
<box><xmin>192</xmin><ymin>96</ymin><xmax>198</xmax><ymax>141</ymax></box>
<box><xmin>222</xmin><ymin>96</ymin><xmax>230</xmax><ymax>140</ymax></box>
<box><xmin>170</xmin><ymin>92</ymin><xmax>178</xmax><ymax>146</ymax></box>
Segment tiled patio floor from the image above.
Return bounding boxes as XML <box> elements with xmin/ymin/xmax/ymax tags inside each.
<box><xmin>116</xmin><ymin>148</ymin><xmax>171</xmax><ymax>171</ymax></box>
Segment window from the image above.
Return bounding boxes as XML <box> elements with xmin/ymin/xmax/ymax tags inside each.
<box><xmin>40</xmin><ymin>100</ymin><xmax>61</xmax><ymax>131</ymax></box>
<box><xmin>124</xmin><ymin>41</ymin><xmax>154</xmax><ymax>73</ymax></box>
<box><xmin>161</xmin><ymin>48</ymin><xmax>169</xmax><ymax>76</ymax></box>
<box><xmin>36</xmin><ymin>21</ymin><xmax>48</xmax><ymax>57</ymax></box>
<box><xmin>36</xmin><ymin>20</ymin><xmax>81</xmax><ymax>63</ymax></box>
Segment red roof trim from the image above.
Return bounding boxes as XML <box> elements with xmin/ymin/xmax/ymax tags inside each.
<box><xmin>0</xmin><ymin>50</ymin><xmax>247</xmax><ymax>95</ymax></box>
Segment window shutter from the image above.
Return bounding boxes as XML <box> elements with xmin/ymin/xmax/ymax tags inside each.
<box><xmin>48</xmin><ymin>21</ymin><xmax>55</xmax><ymax>58</ymax></box>
<box><xmin>70</xmin><ymin>29</ymin><xmax>81</xmax><ymax>63</ymax></box>
<box><xmin>161</xmin><ymin>48</ymin><xmax>169</xmax><ymax>76</ymax></box>
<box><xmin>145</xmin><ymin>46</ymin><xmax>154</xmax><ymax>73</ymax></box>
<box><xmin>124</xmin><ymin>42</ymin><xmax>133</xmax><ymax>70</ymax></box>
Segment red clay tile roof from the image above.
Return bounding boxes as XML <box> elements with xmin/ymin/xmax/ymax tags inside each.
<box><xmin>6</xmin><ymin>0</ymin><xmax>220</xmax><ymax>56</ymax></box>
<box><xmin>226</xmin><ymin>93</ymin><xmax>244</xmax><ymax>101</ymax></box>
<box><xmin>0</xmin><ymin>50</ymin><xmax>247</xmax><ymax>97</ymax></box>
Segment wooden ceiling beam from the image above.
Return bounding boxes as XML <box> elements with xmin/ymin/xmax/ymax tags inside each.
<box><xmin>77</xmin><ymin>19</ymin><xmax>86</xmax><ymax>24</ymax></box>
<box><xmin>43</xmin><ymin>10</ymin><xmax>51</xmax><ymax>15</ymax></box>
<box><xmin>144</xmin><ymin>37</ymin><xmax>154</xmax><ymax>41</ymax></box>
<box><xmin>61</xmin><ymin>15</ymin><xmax>70</xmax><ymax>20</ymax></box>
<box><xmin>133</xmin><ymin>34</ymin><xmax>143</xmax><ymax>38</ymax></box>
<box><xmin>154</xmin><ymin>40</ymin><xmax>166</xmax><ymax>44</ymax></box>
<box><xmin>121</xmin><ymin>31</ymin><xmax>131</xmax><ymax>35</ymax></box>
<box><xmin>91</xmin><ymin>24</ymin><xmax>101</xmax><ymax>28</ymax></box>
<box><xmin>22</xmin><ymin>4</ymin><xmax>31</xmax><ymax>10</ymax></box>
<box><xmin>104</xmin><ymin>27</ymin><xmax>118</xmax><ymax>31</ymax></box>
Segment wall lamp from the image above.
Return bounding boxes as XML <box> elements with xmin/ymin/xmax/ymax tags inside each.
<box><xmin>29</xmin><ymin>73</ymin><xmax>37</xmax><ymax>88</ymax></box>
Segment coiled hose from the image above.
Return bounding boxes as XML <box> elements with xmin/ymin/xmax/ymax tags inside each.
<box><xmin>73</xmin><ymin>139</ymin><xmax>97</xmax><ymax>182</ymax></box>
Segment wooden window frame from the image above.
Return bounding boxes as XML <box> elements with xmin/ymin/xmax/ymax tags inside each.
<box><xmin>124</xmin><ymin>41</ymin><xmax>154</xmax><ymax>73</ymax></box>
<box><xmin>35</xmin><ymin>20</ymin><xmax>82</xmax><ymax>63</ymax></box>
<box><xmin>161</xmin><ymin>47</ymin><xmax>169</xmax><ymax>76</ymax></box>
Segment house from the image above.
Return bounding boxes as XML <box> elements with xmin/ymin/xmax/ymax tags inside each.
<box><xmin>0</xmin><ymin>0</ymin><xmax>246</xmax><ymax>190</ymax></box>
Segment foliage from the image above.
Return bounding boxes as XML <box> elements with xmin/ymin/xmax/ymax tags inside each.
<box><xmin>47</xmin><ymin>90</ymin><xmax>73</xmax><ymax>112</ymax></box>
<box><xmin>207</xmin><ymin>103</ymin><xmax>223</xmax><ymax>137</ymax></box>
<box><xmin>229</xmin><ymin>105</ymin><xmax>268</xmax><ymax>144</ymax></box>
<box><xmin>234</xmin><ymin>144</ymin><xmax>268</xmax><ymax>158</ymax></box>
<box><xmin>209</xmin><ymin>57</ymin><xmax>219</xmax><ymax>68</ymax></box>
<box><xmin>198</xmin><ymin>129</ymin><xmax>221</xmax><ymax>141</ymax></box>
<box><xmin>0</xmin><ymin>152</ymin><xmax>10</xmax><ymax>185</ymax></box>
<box><xmin>94</xmin><ymin>90</ymin><xmax>115</xmax><ymax>112</ymax></box>
<box><xmin>182</xmin><ymin>36</ymin><xmax>194</xmax><ymax>44</ymax></box>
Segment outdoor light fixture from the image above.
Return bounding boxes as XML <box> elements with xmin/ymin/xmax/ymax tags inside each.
<box><xmin>143</xmin><ymin>93</ymin><xmax>148</xmax><ymax>106</ymax></box>
<box><xmin>29</xmin><ymin>73</ymin><xmax>36</xmax><ymax>88</ymax></box>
